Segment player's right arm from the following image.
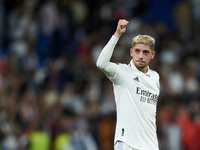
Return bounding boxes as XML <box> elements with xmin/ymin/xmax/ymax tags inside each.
<box><xmin>96</xmin><ymin>19</ymin><xmax>129</xmax><ymax>77</ymax></box>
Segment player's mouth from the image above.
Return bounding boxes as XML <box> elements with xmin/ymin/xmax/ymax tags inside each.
<box><xmin>137</xmin><ymin>60</ymin><xmax>145</xmax><ymax>64</ymax></box>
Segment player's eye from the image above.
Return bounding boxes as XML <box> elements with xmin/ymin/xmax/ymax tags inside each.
<box><xmin>143</xmin><ymin>50</ymin><xmax>149</xmax><ymax>54</ymax></box>
<box><xmin>135</xmin><ymin>49</ymin><xmax>140</xmax><ymax>53</ymax></box>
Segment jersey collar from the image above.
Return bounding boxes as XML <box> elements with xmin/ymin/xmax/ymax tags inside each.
<box><xmin>129</xmin><ymin>60</ymin><xmax>151</xmax><ymax>77</ymax></box>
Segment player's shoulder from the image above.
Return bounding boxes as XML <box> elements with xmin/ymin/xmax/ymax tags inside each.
<box><xmin>115</xmin><ymin>62</ymin><xmax>130</xmax><ymax>70</ymax></box>
<box><xmin>149</xmin><ymin>69</ymin><xmax>160</xmax><ymax>80</ymax></box>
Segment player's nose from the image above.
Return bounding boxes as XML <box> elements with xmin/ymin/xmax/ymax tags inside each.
<box><xmin>138</xmin><ymin>52</ymin><xmax>144</xmax><ymax>59</ymax></box>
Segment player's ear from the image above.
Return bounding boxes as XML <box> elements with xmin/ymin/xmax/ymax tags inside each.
<box><xmin>151</xmin><ymin>51</ymin><xmax>155</xmax><ymax>59</ymax></box>
<box><xmin>130</xmin><ymin>48</ymin><xmax>133</xmax><ymax>57</ymax></box>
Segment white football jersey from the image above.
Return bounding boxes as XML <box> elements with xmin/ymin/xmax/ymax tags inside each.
<box><xmin>96</xmin><ymin>35</ymin><xmax>160</xmax><ymax>150</ymax></box>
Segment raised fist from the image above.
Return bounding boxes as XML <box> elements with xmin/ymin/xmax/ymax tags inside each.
<box><xmin>114</xmin><ymin>19</ymin><xmax>129</xmax><ymax>38</ymax></box>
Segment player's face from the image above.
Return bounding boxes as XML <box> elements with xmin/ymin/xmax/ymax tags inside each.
<box><xmin>130</xmin><ymin>44</ymin><xmax>155</xmax><ymax>73</ymax></box>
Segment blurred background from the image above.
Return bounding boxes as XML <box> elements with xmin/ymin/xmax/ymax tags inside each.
<box><xmin>0</xmin><ymin>0</ymin><xmax>200</xmax><ymax>149</ymax></box>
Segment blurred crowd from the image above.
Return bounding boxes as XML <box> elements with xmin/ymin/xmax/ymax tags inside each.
<box><xmin>0</xmin><ymin>0</ymin><xmax>200</xmax><ymax>150</ymax></box>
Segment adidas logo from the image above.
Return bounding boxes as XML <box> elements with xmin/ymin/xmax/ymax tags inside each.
<box><xmin>133</xmin><ymin>77</ymin><xmax>140</xmax><ymax>82</ymax></box>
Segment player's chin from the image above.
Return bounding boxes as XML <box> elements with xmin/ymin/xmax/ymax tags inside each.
<box><xmin>136</xmin><ymin>62</ymin><xmax>146</xmax><ymax>67</ymax></box>
<box><xmin>136</xmin><ymin>63</ymin><xmax>147</xmax><ymax>69</ymax></box>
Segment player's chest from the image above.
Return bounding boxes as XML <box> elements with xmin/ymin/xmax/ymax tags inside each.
<box><xmin>123</xmin><ymin>72</ymin><xmax>159</xmax><ymax>106</ymax></box>
<box><xmin>123</xmin><ymin>73</ymin><xmax>159</xmax><ymax>91</ymax></box>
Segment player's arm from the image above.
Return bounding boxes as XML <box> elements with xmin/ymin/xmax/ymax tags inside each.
<box><xmin>96</xmin><ymin>19</ymin><xmax>129</xmax><ymax>77</ymax></box>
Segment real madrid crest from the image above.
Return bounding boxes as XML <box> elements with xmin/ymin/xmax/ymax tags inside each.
<box><xmin>156</xmin><ymin>82</ymin><xmax>160</xmax><ymax>90</ymax></box>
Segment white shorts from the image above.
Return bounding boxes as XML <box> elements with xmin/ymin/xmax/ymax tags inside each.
<box><xmin>114</xmin><ymin>141</ymin><xmax>138</xmax><ymax>150</ymax></box>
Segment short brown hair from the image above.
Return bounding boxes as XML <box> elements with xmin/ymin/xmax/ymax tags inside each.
<box><xmin>132</xmin><ymin>35</ymin><xmax>155</xmax><ymax>51</ymax></box>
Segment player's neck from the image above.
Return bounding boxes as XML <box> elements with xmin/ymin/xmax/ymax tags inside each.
<box><xmin>138</xmin><ymin>67</ymin><xmax>148</xmax><ymax>73</ymax></box>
